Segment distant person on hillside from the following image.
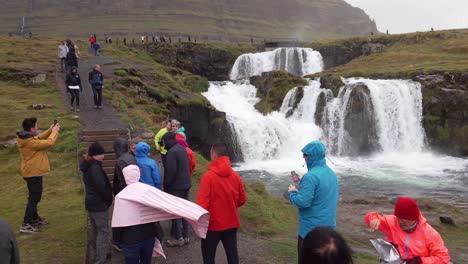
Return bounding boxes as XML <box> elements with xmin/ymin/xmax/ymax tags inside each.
<box><xmin>135</xmin><ymin>142</ymin><xmax>162</xmax><ymax>189</ymax></box>
<box><xmin>104</xmin><ymin>34</ymin><xmax>108</xmax><ymax>44</ymax></box>
<box><xmin>171</xmin><ymin>119</ymin><xmax>186</xmax><ymax>139</ymax></box>
<box><xmin>188</xmin><ymin>35</ymin><xmax>191</xmax><ymax>42</ymax></box>
<box><xmin>88</xmin><ymin>64</ymin><xmax>104</xmax><ymax>109</ymax></box>
<box><xmin>288</xmin><ymin>141</ymin><xmax>339</xmax><ymax>264</ymax></box>
<box><xmin>132</xmin><ymin>38</ymin><xmax>135</xmax><ymax>45</ymax></box>
<box><xmin>301</xmin><ymin>227</ymin><xmax>353</xmax><ymax>264</ymax></box>
<box><xmin>92</xmin><ymin>43</ymin><xmax>101</xmax><ymax>56</ymax></box>
<box><xmin>123</xmin><ymin>37</ymin><xmax>127</xmax><ymax>46</ymax></box>
<box><xmin>108</xmin><ymin>37</ymin><xmax>112</xmax><ymax>44</ymax></box>
<box><xmin>89</xmin><ymin>35</ymin><xmax>96</xmax><ymax>48</ymax></box>
<box><xmin>162</xmin><ymin>132</ymin><xmax>191</xmax><ymax>247</ymax></box>
<box><xmin>16</xmin><ymin>117</ymin><xmax>60</xmax><ymax>233</ymax></box>
<box><xmin>178</xmin><ymin>36</ymin><xmax>182</xmax><ymax>43</ymax></box>
<box><xmin>141</xmin><ymin>36</ymin><xmax>145</xmax><ymax>44</ymax></box>
<box><xmin>65</xmin><ymin>48</ymin><xmax>79</xmax><ymax>74</ymax></box>
<box><xmin>28</xmin><ymin>31</ymin><xmax>32</xmax><ymax>38</ymax></box>
<box><xmin>113</xmin><ymin>138</ymin><xmax>137</xmax><ymax>196</ymax></box>
<box><xmin>196</xmin><ymin>143</ymin><xmax>247</xmax><ymax>264</ymax></box>
<box><xmin>0</xmin><ymin>219</ymin><xmax>19</xmax><ymax>264</ymax></box>
<box><xmin>65</xmin><ymin>66</ymin><xmax>83</xmax><ymax>112</ymax></box>
<box><xmin>58</xmin><ymin>41</ymin><xmax>69</xmax><ymax>73</ymax></box>
<box><xmin>80</xmin><ymin>142</ymin><xmax>113</xmax><ymax>264</ymax></box>
<box><xmin>365</xmin><ymin>197</ymin><xmax>450</xmax><ymax>263</ymax></box>
<box><xmin>155</xmin><ymin>120</ymin><xmax>173</xmax><ymax>172</ymax></box>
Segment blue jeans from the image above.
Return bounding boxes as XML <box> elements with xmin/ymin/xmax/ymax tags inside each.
<box><xmin>123</xmin><ymin>238</ymin><xmax>155</xmax><ymax>264</ymax></box>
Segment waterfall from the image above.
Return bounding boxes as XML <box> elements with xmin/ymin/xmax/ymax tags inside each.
<box><xmin>230</xmin><ymin>48</ymin><xmax>323</xmax><ymax>80</ymax></box>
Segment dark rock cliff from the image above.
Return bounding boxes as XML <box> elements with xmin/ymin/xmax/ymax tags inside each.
<box><xmin>169</xmin><ymin>105</ymin><xmax>243</xmax><ymax>161</ymax></box>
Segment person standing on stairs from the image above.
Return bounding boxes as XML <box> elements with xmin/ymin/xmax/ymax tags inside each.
<box><xmin>88</xmin><ymin>64</ymin><xmax>104</xmax><ymax>109</ymax></box>
<box><xmin>65</xmin><ymin>66</ymin><xmax>83</xmax><ymax>112</ymax></box>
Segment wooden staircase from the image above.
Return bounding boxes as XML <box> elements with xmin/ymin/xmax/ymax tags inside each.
<box><xmin>80</xmin><ymin>129</ymin><xmax>131</xmax><ymax>183</ymax></box>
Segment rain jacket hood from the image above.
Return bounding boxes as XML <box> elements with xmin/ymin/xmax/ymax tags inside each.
<box><xmin>135</xmin><ymin>142</ymin><xmax>151</xmax><ymax>158</ymax></box>
<box><xmin>16</xmin><ymin>131</ymin><xmax>35</xmax><ymax>140</ymax></box>
<box><xmin>207</xmin><ymin>156</ymin><xmax>232</xmax><ymax>178</ymax></box>
<box><xmin>177</xmin><ymin>127</ymin><xmax>186</xmax><ymax>138</ymax></box>
<box><xmin>301</xmin><ymin>141</ymin><xmax>326</xmax><ymax>170</ymax></box>
<box><xmin>113</xmin><ymin>138</ymin><xmax>129</xmax><ymax>159</ymax></box>
<box><xmin>123</xmin><ymin>165</ymin><xmax>140</xmax><ymax>185</ymax></box>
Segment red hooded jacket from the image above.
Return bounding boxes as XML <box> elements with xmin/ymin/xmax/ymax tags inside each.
<box><xmin>196</xmin><ymin>156</ymin><xmax>247</xmax><ymax>231</ymax></box>
<box><xmin>365</xmin><ymin>212</ymin><xmax>450</xmax><ymax>264</ymax></box>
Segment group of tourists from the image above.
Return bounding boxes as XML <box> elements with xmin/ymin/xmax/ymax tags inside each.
<box><xmin>2</xmin><ymin>113</ymin><xmax>452</xmax><ymax>264</ymax></box>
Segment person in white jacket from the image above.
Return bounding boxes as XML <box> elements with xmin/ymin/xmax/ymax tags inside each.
<box><xmin>58</xmin><ymin>41</ymin><xmax>69</xmax><ymax>73</ymax></box>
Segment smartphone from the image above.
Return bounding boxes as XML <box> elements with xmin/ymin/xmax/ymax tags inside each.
<box><xmin>53</xmin><ymin>119</ymin><xmax>58</xmax><ymax>126</ymax></box>
<box><xmin>291</xmin><ymin>171</ymin><xmax>300</xmax><ymax>184</ymax></box>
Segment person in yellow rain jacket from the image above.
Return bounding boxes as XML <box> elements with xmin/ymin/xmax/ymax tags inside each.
<box><xmin>16</xmin><ymin>117</ymin><xmax>60</xmax><ymax>234</ymax></box>
<box><xmin>154</xmin><ymin>120</ymin><xmax>172</xmax><ymax>171</ymax></box>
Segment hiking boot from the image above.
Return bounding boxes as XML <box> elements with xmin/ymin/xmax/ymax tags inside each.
<box><xmin>20</xmin><ymin>223</ymin><xmax>40</xmax><ymax>234</ymax></box>
<box><xmin>97</xmin><ymin>105</ymin><xmax>102</xmax><ymax>109</ymax></box>
<box><xmin>166</xmin><ymin>238</ymin><xmax>185</xmax><ymax>247</ymax></box>
<box><xmin>71</xmin><ymin>106</ymin><xmax>75</xmax><ymax>111</ymax></box>
<box><xmin>75</xmin><ymin>107</ymin><xmax>80</xmax><ymax>112</ymax></box>
<box><xmin>32</xmin><ymin>217</ymin><xmax>49</xmax><ymax>226</ymax></box>
<box><xmin>184</xmin><ymin>237</ymin><xmax>190</xmax><ymax>244</ymax></box>
<box><xmin>93</xmin><ymin>105</ymin><xmax>98</xmax><ymax>109</ymax></box>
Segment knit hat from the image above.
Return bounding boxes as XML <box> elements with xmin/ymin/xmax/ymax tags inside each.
<box><xmin>394</xmin><ymin>197</ymin><xmax>420</xmax><ymax>221</ymax></box>
<box><xmin>122</xmin><ymin>165</ymin><xmax>140</xmax><ymax>185</ymax></box>
<box><xmin>88</xmin><ymin>142</ymin><xmax>105</xmax><ymax>156</ymax></box>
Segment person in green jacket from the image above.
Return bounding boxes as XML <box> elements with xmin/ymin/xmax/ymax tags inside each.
<box><xmin>154</xmin><ymin>120</ymin><xmax>172</xmax><ymax>171</ymax></box>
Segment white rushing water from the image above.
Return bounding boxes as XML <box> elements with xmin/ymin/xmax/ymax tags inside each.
<box><xmin>230</xmin><ymin>48</ymin><xmax>323</xmax><ymax>80</ymax></box>
<box><xmin>203</xmin><ymin>50</ymin><xmax>468</xmax><ymax>199</ymax></box>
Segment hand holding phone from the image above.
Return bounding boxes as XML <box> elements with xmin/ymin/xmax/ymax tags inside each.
<box><xmin>53</xmin><ymin>119</ymin><xmax>58</xmax><ymax>126</ymax></box>
<box><xmin>291</xmin><ymin>171</ymin><xmax>300</xmax><ymax>184</ymax></box>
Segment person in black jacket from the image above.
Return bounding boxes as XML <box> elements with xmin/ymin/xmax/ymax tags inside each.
<box><xmin>162</xmin><ymin>132</ymin><xmax>191</xmax><ymax>247</ymax></box>
<box><xmin>65</xmin><ymin>66</ymin><xmax>82</xmax><ymax>112</ymax></box>
<box><xmin>0</xmin><ymin>218</ymin><xmax>20</xmax><ymax>264</ymax></box>
<box><xmin>80</xmin><ymin>142</ymin><xmax>112</xmax><ymax>264</ymax></box>
<box><xmin>65</xmin><ymin>48</ymin><xmax>78</xmax><ymax>74</ymax></box>
<box><xmin>113</xmin><ymin>165</ymin><xmax>158</xmax><ymax>264</ymax></box>
<box><xmin>88</xmin><ymin>65</ymin><xmax>104</xmax><ymax>109</ymax></box>
<box><xmin>112</xmin><ymin>138</ymin><xmax>137</xmax><ymax>196</ymax></box>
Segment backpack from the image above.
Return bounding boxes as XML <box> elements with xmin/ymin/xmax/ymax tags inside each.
<box><xmin>91</xmin><ymin>71</ymin><xmax>103</xmax><ymax>86</ymax></box>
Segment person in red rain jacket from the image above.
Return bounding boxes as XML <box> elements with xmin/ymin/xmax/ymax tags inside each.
<box><xmin>196</xmin><ymin>143</ymin><xmax>247</xmax><ymax>264</ymax></box>
<box><xmin>176</xmin><ymin>137</ymin><xmax>196</xmax><ymax>176</ymax></box>
<box><xmin>364</xmin><ymin>197</ymin><xmax>450</xmax><ymax>264</ymax></box>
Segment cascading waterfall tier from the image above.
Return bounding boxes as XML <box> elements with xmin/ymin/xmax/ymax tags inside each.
<box><xmin>230</xmin><ymin>48</ymin><xmax>323</xmax><ymax>80</ymax></box>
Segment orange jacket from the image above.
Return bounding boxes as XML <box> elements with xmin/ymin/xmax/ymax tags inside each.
<box><xmin>364</xmin><ymin>212</ymin><xmax>450</xmax><ymax>264</ymax></box>
<box><xmin>16</xmin><ymin>128</ymin><xmax>59</xmax><ymax>177</ymax></box>
<box><xmin>196</xmin><ymin>156</ymin><xmax>247</xmax><ymax>231</ymax></box>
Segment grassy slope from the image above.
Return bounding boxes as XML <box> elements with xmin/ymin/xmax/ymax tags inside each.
<box><xmin>0</xmin><ymin>0</ymin><xmax>376</xmax><ymax>40</ymax></box>
<box><xmin>0</xmin><ymin>37</ymin><xmax>85</xmax><ymax>263</ymax></box>
<box><xmin>307</xmin><ymin>29</ymin><xmax>468</xmax><ymax>78</ymax></box>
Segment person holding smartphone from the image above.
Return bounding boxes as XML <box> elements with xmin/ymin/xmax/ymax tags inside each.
<box><xmin>16</xmin><ymin>117</ymin><xmax>60</xmax><ymax>233</ymax></box>
<box><xmin>288</xmin><ymin>141</ymin><xmax>338</xmax><ymax>264</ymax></box>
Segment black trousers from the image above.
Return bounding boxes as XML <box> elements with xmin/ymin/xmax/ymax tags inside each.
<box><xmin>92</xmin><ymin>85</ymin><xmax>102</xmax><ymax>106</ymax></box>
<box><xmin>70</xmin><ymin>89</ymin><xmax>80</xmax><ymax>106</ymax></box>
<box><xmin>201</xmin><ymin>228</ymin><xmax>239</xmax><ymax>264</ymax></box>
<box><xmin>167</xmin><ymin>189</ymin><xmax>190</xmax><ymax>239</ymax></box>
<box><xmin>23</xmin><ymin>176</ymin><xmax>43</xmax><ymax>224</ymax></box>
<box><xmin>297</xmin><ymin>236</ymin><xmax>303</xmax><ymax>264</ymax></box>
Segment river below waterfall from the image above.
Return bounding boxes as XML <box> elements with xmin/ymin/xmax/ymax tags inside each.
<box><xmin>202</xmin><ymin>48</ymin><xmax>468</xmax><ymax>205</ymax></box>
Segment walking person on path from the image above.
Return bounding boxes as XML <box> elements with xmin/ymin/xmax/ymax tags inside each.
<box><xmin>58</xmin><ymin>41</ymin><xmax>69</xmax><ymax>73</ymax></box>
<box><xmin>65</xmin><ymin>47</ymin><xmax>79</xmax><ymax>74</ymax></box>
<box><xmin>196</xmin><ymin>143</ymin><xmax>247</xmax><ymax>264</ymax></box>
<box><xmin>288</xmin><ymin>140</ymin><xmax>339</xmax><ymax>264</ymax></box>
<box><xmin>80</xmin><ymin>142</ymin><xmax>113</xmax><ymax>264</ymax></box>
<box><xmin>135</xmin><ymin>142</ymin><xmax>162</xmax><ymax>189</ymax></box>
<box><xmin>65</xmin><ymin>66</ymin><xmax>83</xmax><ymax>112</ymax></box>
<box><xmin>162</xmin><ymin>132</ymin><xmax>192</xmax><ymax>247</ymax></box>
<box><xmin>93</xmin><ymin>43</ymin><xmax>101</xmax><ymax>56</ymax></box>
<box><xmin>88</xmin><ymin>64</ymin><xmax>104</xmax><ymax>109</ymax></box>
<box><xmin>16</xmin><ymin>117</ymin><xmax>60</xmax><ymax>233</ymax></box>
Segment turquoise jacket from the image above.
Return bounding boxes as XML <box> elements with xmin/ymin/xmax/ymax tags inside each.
<box><xmin>289</xmin><ymin>141</ymin><xmax>339</xmax><ymax>239</ymax></box>
<box><xmin>177</xmin><ymin>126</ymin><xmax>186</xmax><ymax>139</ymax></box>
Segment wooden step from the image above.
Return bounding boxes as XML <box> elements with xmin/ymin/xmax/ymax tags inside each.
<box><xmin>81</xmin><ymin>135</ymin><xmax>128</xmax><ymax>142</ymax></box>
<box><xmin>102</xmin><ymin>160</ymin><xmax>116</xmax><ymax>167</ymax></box>
<box><xmin>103</xmin><ymin>167</ymin><xmax>114</xmax><ymax>175</ymax></box>
<box><xmin>104</xmin><ymin>153</ymin><xmax>116</xmax><ymax>160</ymax></box>
<box><xmin>81</xmin><ymin>129</ymin><xmax>129</xmax><ymax>136</ymax></box>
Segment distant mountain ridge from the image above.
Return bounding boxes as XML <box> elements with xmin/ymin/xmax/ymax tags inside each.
<box><xmin>0</xmin><ymin>0</ymin><xmax>378</xmax><ymax>40</ymax></box>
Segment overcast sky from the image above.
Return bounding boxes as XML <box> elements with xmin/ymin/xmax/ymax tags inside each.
<box><xmin>344</xmin><ymin>0</ymin><xmax>468</xmax><ymax>33</ymax></box>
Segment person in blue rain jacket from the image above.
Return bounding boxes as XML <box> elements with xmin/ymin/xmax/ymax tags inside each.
<box><xmin>135</xmin><ymin>142</ymin><xmax>162</xmax><ymax>189</ymax></box>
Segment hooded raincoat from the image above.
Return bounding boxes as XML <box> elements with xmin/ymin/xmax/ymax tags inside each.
<box><xmin>196</xmin><ymin>156</ymin><xmax>247</xmax><ymax>231</ymax></box>
<box><xmin>289</xmin><ymin>141</ymin><xmax>339</xmax><ymax>239</ymax></box>
<box><xmin>135</xmin><ymin>142</ymin><xmax>161</xmax><ymax>189</ymax></box>
<box><xmin>364</xmin><ymin>212</ymin><xmax>450</xmax><ymax>263</ymax></box>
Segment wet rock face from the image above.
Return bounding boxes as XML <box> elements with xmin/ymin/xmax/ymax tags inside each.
<box><xmin>169</xmin><ymin>105</ymin><xmax>242</xmax><ymax>161</ymax></box>
<box><xmin>416</xmin><ymin>73</ymin><xmax>467</xmax><ymax>156</ymax></box>
<box><xmin>320</xmin><ymin>74</ymin><xmax>344</xmax><ymax>97</ymax></box>
<box><xmin>342</xmin><ymin>83</ymin><xmax>379</xmax><ymax>156</ymax></box>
